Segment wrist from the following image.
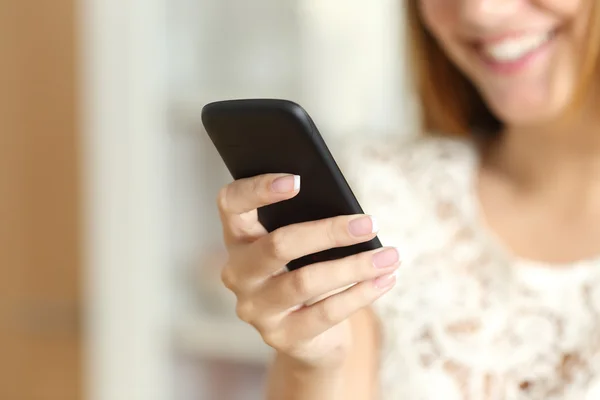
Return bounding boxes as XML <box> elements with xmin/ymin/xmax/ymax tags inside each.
<box><xmin>267</xmin><ymin>352</ymin><xmax>347</xmax><ymax>400</ymax></box>
<box><xmin>276</xmin><ymin>351</ymin><xmax>347</xmax><ymax>375</ymax></box>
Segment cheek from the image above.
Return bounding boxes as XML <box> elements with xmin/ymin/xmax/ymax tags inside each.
<box><xmin>418</xmin><ymin>0</ymin><xmax>459</xmax><ymax>39</ymax></box>
<box><xmin>418</xmin><ymin>0</ymin><xmax>471</xmax><ymax>75</ymax></box>
<box><xmin>541</xmin><ymin>0</ymin><xmax>590</xmax><ymax>41</ymax></box>
<box><xmin>539</xmin><ymin>0</ymin><xmax>583</xmax><ymax>15</ymax></box>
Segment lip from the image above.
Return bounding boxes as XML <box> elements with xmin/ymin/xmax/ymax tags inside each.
<box><xmin>473</xmin><ymin>29</ymin><xmax>558</xmax><ymax>75</ymax></box>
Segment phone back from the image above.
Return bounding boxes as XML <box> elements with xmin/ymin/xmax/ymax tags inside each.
<box><xmin>202</xmin><ymin>99</ymin><xmax>381</xmax><ymax>270</ymax></box>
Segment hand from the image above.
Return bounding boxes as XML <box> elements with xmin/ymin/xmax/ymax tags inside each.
<box><xmin>217</xmin><ymin>173</ymin><xmax>400</xmax><ymax>368</ymax></box>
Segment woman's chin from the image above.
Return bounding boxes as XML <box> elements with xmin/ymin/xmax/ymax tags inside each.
<box><xmin>480</xmin><ymin>80</ymin><xmax>575</xmax><ymax>129</ymax></box>
<box><xmin>488</xmin><ymin>97</ymin><xmax>568</xmax><ymax>129</ymax></box>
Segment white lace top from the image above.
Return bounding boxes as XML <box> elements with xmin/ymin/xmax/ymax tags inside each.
<box><xmin>340</xmin><ymin>135</ymin><xmax>600</xmax><ymax>400</ymax></box>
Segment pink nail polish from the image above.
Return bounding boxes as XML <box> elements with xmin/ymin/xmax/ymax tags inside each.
<box><xmin>372</xmin><ymin>247</ymin><xmax>400</xmax><ymax>268</ymax></box>
<box><xmin>348</xmin><ymin>215</ymin><xmax>378</xmax><ymax>237</ymax></box>
<box><xmin>272</xmin><ymin>175</ymin><xmax>300</xmax><ymax>193</ymax></box>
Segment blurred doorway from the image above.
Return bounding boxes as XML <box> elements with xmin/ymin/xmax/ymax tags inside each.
<box><xmin>0</xmin><ymin>0</ymin><xmax>82</xmax><ymax>399</ymax></box>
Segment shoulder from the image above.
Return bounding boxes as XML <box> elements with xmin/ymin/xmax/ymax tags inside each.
<box><xmin>336</xmin><ymin>131</ymin><xmax>474</xmax><ymax>173</ymax></box>
<box><xmin>336</xmin><ymin>131</ymin><xmax>473</xmax><ymax>176</ymax></box>
<box><xmin>335</xmin><ymin>132</ymin><xmax>477</xmax><ymax>207</ymax></box>
<box><xmin>332</xmin><ymin>132</ymin><xmax>478</xmax><ymax>251</ymax></box>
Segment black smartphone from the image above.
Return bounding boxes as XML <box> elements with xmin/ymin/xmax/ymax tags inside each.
<box><xmin>201</xmin><ymin>98</ymin><xmax>382</xmax><ymax>270</ymax></box>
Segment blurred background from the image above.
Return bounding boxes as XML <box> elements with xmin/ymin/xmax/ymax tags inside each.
<box><xmin>0</xmin><ymin>0</ymin><xmax>417</xmax><ymax>399</ymax></box>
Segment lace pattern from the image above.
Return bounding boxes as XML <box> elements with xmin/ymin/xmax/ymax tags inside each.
<box><xmin>338</xmin><ymin>135</ymin><xmax>600</xmax><ymax>400</ymax></box>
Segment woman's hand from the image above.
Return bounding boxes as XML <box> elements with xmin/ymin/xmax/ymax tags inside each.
<box><xmin>217</xmin><ymin>173</ymin><xmax>399</xmax><ymax>368</ymax></box>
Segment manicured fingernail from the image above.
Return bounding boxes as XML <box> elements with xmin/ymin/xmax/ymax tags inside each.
<box><xmin>372</xmin><ymin>247</ymin><xmax>400</xmax><ymax>268</ymax></box>
<box><xmin>374</xmin><ymin>273</ymin><xmax>396</xmax><ymax>289</ymax></box>
<box><xmin>348</xmin><ymin>215</ymin><xmax>378</xmax><ymax>237</ymax></box>
<box><xmin>272</xmin><ymin>175</ymin><xmax>300</xmax><ymax>193</ymax></box>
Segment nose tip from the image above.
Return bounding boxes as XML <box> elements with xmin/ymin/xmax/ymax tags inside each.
<box><xmin>461</xmin><ymin>0</ymin><xmax>521</xmax><ymax>26</ymax></box>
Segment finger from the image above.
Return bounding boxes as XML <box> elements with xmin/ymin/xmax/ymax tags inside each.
<box><xmin>220</xmin><ymin>209</ymin><xmax>267</xmax><ymax>246</ymax></box>
<box><xmin>224</xmin><ymin>239</ymin><xmax>287</xmax><ymax>290</ymax></box>
<box><xmin>256</xmin><ymin>214</ymin><xmax>379</xmax><ymax>269</ymax></box>
<box><xmin>218</xmin><ymin>173</ymin><xmax>300</xmax><ymax>243</ymax></box>
<box><xmin>283</xmin><ymin>273</ymin><xmax>397</xmax><ymax>341</ymax></box>
<box><xmin>218</xmin><ymin>173</ymin><xmax>300</xmax><ymax>215</ymax></box>
<box><xmin>258</xmin><ymin>247</ymin><xmax>401</xmax><ymax>310</ymax></box>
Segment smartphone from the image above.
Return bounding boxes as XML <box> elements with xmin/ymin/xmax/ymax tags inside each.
<box><xmin>201</xmin><ymin>99</ymin><xmax>382</xmax><ymax>270</ymax></box>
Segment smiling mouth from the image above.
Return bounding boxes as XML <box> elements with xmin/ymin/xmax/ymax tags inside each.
<box><xmin>473</xmin><ymin>29</ymin><xmax>558</xmax><ymax>68</ymax></box>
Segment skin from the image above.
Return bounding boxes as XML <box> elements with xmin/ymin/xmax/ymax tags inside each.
<box><xmin>418</xmin><ymin>0</ymin><xmax>600</xmax><ymax>264</ymax></box>
<box><xmin>216</xmin><ymin>0</ymin><xmax>600</xmax><ymax>399</ymax></box>
<box><xmin>217</xmin><ymin>174</ymin><xmax>390</xmax><ymax>399</ymax></box>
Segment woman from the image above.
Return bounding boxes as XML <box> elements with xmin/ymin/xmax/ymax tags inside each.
<box><xmin>215</xmin><ymin>0</ymin><xmax>600</xmax><ymax>398</ymax></box>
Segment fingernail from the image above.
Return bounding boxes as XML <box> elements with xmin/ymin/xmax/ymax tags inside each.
<box><xmin>348</xmin><ymin>215</ymin><xmax>378</xmax><ymax>237</ymax></box>
<box><xmin>372</xmin><ymin>247</ymin><xmax>400</xmax><ymax>268</ymax></box>
<box><xmin>374</xmin><ymin>273</ymin><xmax>396</xmax><ymax>289</ymax></box>
<box><xmin>272</xmin><ymin>175</ymin><xmax>300</xmax><ymax>193</ymax></box>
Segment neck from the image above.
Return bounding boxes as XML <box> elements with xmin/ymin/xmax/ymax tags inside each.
<box><xmin>484</xmin><ymin>115</ymin><xmax>600</xmax><ymax>195</ymax></box>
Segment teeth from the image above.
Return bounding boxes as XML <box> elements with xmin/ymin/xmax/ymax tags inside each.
<box><xmin>482</xmin><ymin>32</ymin><xmax>552</xmax><ymax>62</ymax></box>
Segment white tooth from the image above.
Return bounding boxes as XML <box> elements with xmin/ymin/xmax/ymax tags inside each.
<box><xmin>483</xmin><ymin>32</ymin><xmax>550</xmax><ymax>62</ymax></box>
